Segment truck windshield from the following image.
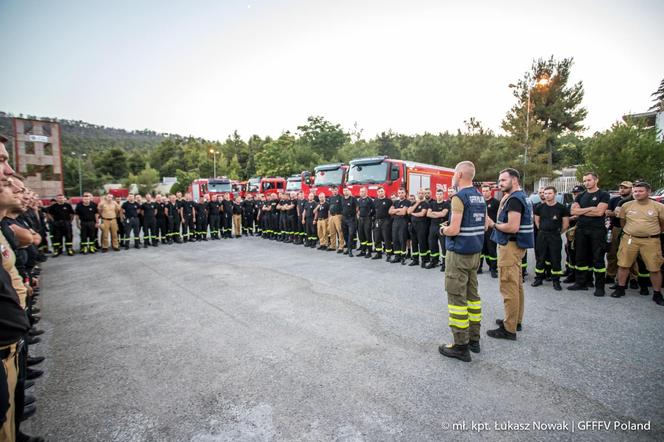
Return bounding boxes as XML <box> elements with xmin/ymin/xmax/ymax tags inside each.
<box><xmin>286</xmin><ymin>179</ymin><xmax>302</xmax><ymax>191</ymax></box>
<box><xmin>314</xmin><ymin>168</ymin><xmax>344</xmax><ymax>186</ymax></box>
<box><xmin>347</xmin><ymin>162</ymin><xmax>388</xmax><ymax>184</ymax></box>
<box><xmin>248</xmin><ymin>178</ymin><xmax>260</xmax><ymax>192</ymax></box>
<box><xmin>208</xmin><ymin>182</ymin><xmax>232</xmax><ymax>193</ymax></box>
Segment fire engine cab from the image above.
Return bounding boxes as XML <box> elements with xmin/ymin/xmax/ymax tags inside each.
<box><xmin>310</xmin><ymin>163</ymin><xmax>348</xmax><ymax>197</ymax></box>
<box><xmin>346</xmin><ymin>156</ymin><xmax>455</xmax><ymax>198</ymax></box>
<box><xmin>190</xmin><ymin>177</ymin><xmax>233</xmax><ymax>201</ymax></box>
<box><xmin>258</xmin><ymin>177</ymin><xmax>286</xmax><ymax>196</ymax></box>
<box><xmin>286</xmin><ymin>171</ymin><xmax>312</xmax><ymax>195</ymax></box>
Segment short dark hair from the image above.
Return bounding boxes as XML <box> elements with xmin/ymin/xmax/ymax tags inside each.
<box><xmin>499</xmin><ymin>168</ymin><xmax>521</xmax><ymax>182</ymax></box>
<box><xmin>544</xmin><ymin>186</ymin><xmax>557</xmax><ymax>193</ymax></box>
<box><xmin>481</xmin><ymin>184</ymin><xmax>491</xmax><ymax>190</ymax></box>
<box><xmin>633</xmin><ymin>181</ymin><xmax>651</xmax><ymax>190</ymax></box>
<box><xmin>583</xmin><ymin>172</ymin><xmax>598</xmax><ymax>179</ymax></box>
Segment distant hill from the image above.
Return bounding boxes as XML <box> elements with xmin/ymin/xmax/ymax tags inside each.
<box><xmin>0</xmin><ymin>111</ymin><xmax>175</xmax><ymax>155</ymax></box>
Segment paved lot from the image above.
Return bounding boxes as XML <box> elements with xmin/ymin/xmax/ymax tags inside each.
<box><xmin>22</xmin><ymin>237</ymin><xmax>664</xmax><ymax>441</ymax></box>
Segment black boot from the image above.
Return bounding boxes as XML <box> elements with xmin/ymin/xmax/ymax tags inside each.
<box><xmin>486</xmin><ymin>324</ymin><xmax>517</xmax><ymax>340</ymax></box>
<box><xmin>468</xmin><ymin>340</ymin><xmax>480</xmax><ymax>354</ymax></box>
<box><xmin>552</xmin><ymin>280</ymin><xmax>562</xmax><ymax>291</ymax></box>
<box><xmin>610</xmin><ymin>285</ymin><xmax>625</xmax><ymax>298</ymax></box>
<box><xmin>639</xmin><ymin>286</ymin><xmax>650</xmax><ymax>296</ymax></box>
<box><xmin>531</xmin><ymin>278</ymin><xmax>543</xmax><ymax>287</ymax></box>
<box><xmin>348</xmin><ymin>249</ymin><xmax>353</xmax><ymax>258</ymax></box>
<box><xmin>357</xmin><ymin>248</ymin><xmax>366</xmax><ymax>257</ymax></box>
<box><xmin>408</xmin><ymin>258</ymin><xmax>419</xmax><ymax>267</ymax></box>
<box><xmin>438</xmin><ymin>343</ymin><xmax>471</xmax><ymax>362</ymax></box>
<box><xmin>371</xmin><ymin>253</ymin><xmax>382</xmax><ymax>260</ymax></box>
<box><xmin>562</xmin><ymin>274</ymin><xmax>575</xmax><ymax>284</ymax></box>
<box><xmin>424</xmin><ymin>260</ymin><xmax>438</xmax><ymax>269</ymax></box>
<box><xmin>420</xmin><ymin>259</ymin><xmax>427</xmax><ymax>268</ymax></box>
<box><xmin>364</xmin><ymin>251</ymin><xmax>372</xmax><ymax>259</ymax></box>
<box><xmin>653</xmin><ymin>292</ymin><xmax>664</xmax><ymax>306</ymax></box>
<box><xmin>134</xmin><ymin>241</ymin><xmax>141</xmax><ymax>249</ymax></box>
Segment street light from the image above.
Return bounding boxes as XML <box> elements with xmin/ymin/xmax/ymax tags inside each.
<box><xmin>209</xmin><ymin>149</ymin><xmax>219</xmax><ymax>177</ymax></box>
<box><xmin>71</xmin><ymin>152</ymin><xmax>87</xmax><ymax>196</ymax></box>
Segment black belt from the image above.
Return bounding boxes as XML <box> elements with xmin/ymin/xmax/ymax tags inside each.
<box><xmin>102</xmin><ymin>217</ymin><xmax>116</xmax><ymax>220</ymax></box>
<box><xmin>624</xmin><ymin>233</ymin><xmax>660</xmax><ymax>239</ymax></box>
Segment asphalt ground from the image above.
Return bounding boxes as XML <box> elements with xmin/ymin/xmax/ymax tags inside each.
<box><xmin>22</xmin><ymin>236</ymin><xmax>664</xmax><ymax>441</ymax></box>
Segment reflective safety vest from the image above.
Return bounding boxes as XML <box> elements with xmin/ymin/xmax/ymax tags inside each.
<box><xmin>490</xmin><ymin>190</ymin><xmax>535</xmax><ymax>249</ymax></box>
<box><xmin>445</xmin><ymin>187</ymin><xmax>486</xmax><ymax>254</ymax></box>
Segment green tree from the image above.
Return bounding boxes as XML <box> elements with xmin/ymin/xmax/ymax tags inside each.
<box><xmin>649</xmin><ymin>77</ymin><xmax>664</xmax><ymax>111</ymax></box>
<box><xmin>580</xmin><ymin>121</ymin><xmax>664</xmax><ymax>189</ymax></box>
<box><xmin>127</xmin><ymin>151</ymin><xmax>146</xmax><ymax>175</ymax></box>
<box><xmin>336</xmin><ymin>140</ymin><xmax>378</xmax><ymax>163</ymax></box>
<box><xmin>297</xmin><ymin>116</ymin><xmax>349</xmax><ymax>160</ymax></box>
<box><xmin>227</xmin><ymin>154</ymin><xmax>242</xmax><ymax>179</ymax></box>
<box><xmin>170</xmin><ymin>169</ymin><xmax>201</xmax><ymax>194</ymax></box>
<box><xmin>125</xmin><ymin>164</ymin><xmax>160</xmax><ymax>195</ymax></box>
<box><xmin>255</xmin><ymin>133</ymin><xmax>298</xmax><ymax>177</ymax></box>
<box><xmin>503</xmin><ymin>56</ymin><xmax>587</xmax><ymax>171</ymax></box>
<box><xmin>92</xmin><ymin>147</ymin><xmax>128</xmax><ymax>180</ymax></box>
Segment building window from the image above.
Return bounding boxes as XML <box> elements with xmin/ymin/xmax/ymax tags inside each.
<box><xmin>41</xmin><ymin>125</ymin><xmax>52</xmax><ymax>137</ymax></box>
<box><xmin>25</xmin><ymin>142</ymin><xmax>35</xmax><ymax>155</ymax></box>
<box><xmin>44</xmin><ymin>143</ymin><xmax>53</xmax><ymax>155</ymax></box>
<box><xmin>23</xmin><ymin>122</ymin><xmax>33</xmax><ymax>135</ymax></box>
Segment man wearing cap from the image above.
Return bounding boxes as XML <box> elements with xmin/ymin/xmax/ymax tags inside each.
<box><xmin>568</xmin><ymin>172</ymin><xmax>611</xmax><ymax>296</ymax></box>
<box><xmin>611</xmin><ymin>182</ymin><xmax>664</xmax><ymax>304</ymax></box>
<box><xmin>605</xmin><ymin>181</ymin><xmax>633</xmax><ymax>285</ymax></box>
<box><xmin>327</xmin><ymin>186</ymin><xmax>345</xmax><ymax>253</ymax></box>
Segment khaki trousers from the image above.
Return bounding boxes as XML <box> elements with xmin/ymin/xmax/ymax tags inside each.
<box><xmin>100</xmin><ymin>218</ymin><xmax>119</xmax><ymax>249</ymax></box>
<box><xmin>327</xmin><ymin>215</ymin><xmax>344</xmax><ymax>250</ymax></box>
<box><xmin>317</xmin><ymin>218</ymin><xmax>329</xmax><ymax>246</ymax></box>
<box><xmin>0</xmin><ymin>344</ymin><xmax>18</xmax><ymax>442</ymax></box>
<box><xmin>233</xmin><ymin>214</ymin><xmax>242</xmax><ymax>236</ymax></box>
<box><xmin>498</xmin><ymin>241</ymin><xmax>526</xmax><ymax>333</ymax></box>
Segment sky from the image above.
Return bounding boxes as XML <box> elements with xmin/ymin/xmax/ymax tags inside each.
<box><xmin>1</xmin><ymin>0</ymin><xmax>663</xmax><ymax>141</ymax></box>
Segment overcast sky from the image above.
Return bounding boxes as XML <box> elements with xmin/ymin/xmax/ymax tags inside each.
<box><xmin>1</xmin><ymin>0</ymin><xmax>662</xmax><ymax>141</ymax></box>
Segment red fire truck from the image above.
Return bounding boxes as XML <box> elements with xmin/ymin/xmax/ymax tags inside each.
<box><xmin>309</xmin><ymin>163</ymin><xmax>348</xmax><ymax>197</ymax></box>
<box><xmin>345</xmin><ymin>156</ymin><xmax>455</xmax><ymax>198</ymax></box>
<box><xmin>286</xmin><ymin>171</ymin><xmax>312</xmax><ymax>195</ymax></box>
<box><xmin>189</xmin><ymin>177</ymin><xmax>234</xmax><ymax>201</ymax></box>
<box><xmin>258</xmin><ymin>177</ymin><xmax>286</xmax><ymax>196</ymax></box>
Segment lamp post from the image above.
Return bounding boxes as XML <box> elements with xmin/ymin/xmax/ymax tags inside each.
<box><xmin>71</xmin><ymin>152</ymin><xmax>86</xmax><ymax>196</ymax></box>
<box><xmin>209</xmin><ymin>149</ymin><xmax>219</xmax><ymax>177</ymax></box>
<box><xmin>509</xmin><ymin>76</ymin><xmax>549</xmax><ymax>189</ymax></box>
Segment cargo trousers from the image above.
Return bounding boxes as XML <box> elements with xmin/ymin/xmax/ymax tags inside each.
<box><xmin>498</xmin><ymin>241</ymin><xmax>527</xmax><ymax>333</ymax></box>
<box><xmin>444</xmin><ymin>250</ymin><xmax>482</xmax><ymax>345</ymax></box>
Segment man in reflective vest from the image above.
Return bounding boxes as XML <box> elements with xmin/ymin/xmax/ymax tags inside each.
<box><xmin>487</xmin><ymin>168</ymin><xmax>534</xmax><ymax>340</ymax></box>
<box><xmin>438</xmin><ymin>161</ymin><xmax>486</xmax><ymax>362</ymax></box>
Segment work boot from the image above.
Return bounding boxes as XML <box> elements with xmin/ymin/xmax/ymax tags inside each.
<box><xmin>337</xmin><ymin>249</ymin><xmax>344</xmax><ymax>254</ymax></box>
<box><xmin>27</xmin><ymin>356</ymin><xmax>45</xmax><ymax>366</ymax></box>
<box><xmin>468</xmin><ymin>340</ymin><xmax>480</xmax><ymax>354</ymax></box>
<box><xmin>421</xmin><ymin>260</ymin><xmax>427</xmax><ymax>268</ymax></box>
<box><xmin>408</xmin><ymin>258</ymin><xmax>419</xmax><ymax>267</ymax></box>
<box><xmin>364</xmin><ymin>251</ymin><xmax>372</xmax><ymax>259</ymax></box>
<box><xmin>639</xmin><ymin>286</ymin><xmax>650</xmax><ymax>296</ymax></box>
<box><xmin>348</xmin><ymin>249</ymin><xmax>353</xmax><ymax>258</ymax></box>
<box><xmin>490</xmin><ymin>269</ymin><xmax>498</xmax><ymax>278</ymax></box>
<box><xmin>81</xmin><ymin>247</ymin><xmax>88</xmax><ymax>255</ymax></box>
<box><xmin>357</xmin><ymin>249</ymin><xmax>366</xmax><ymax>257</ymax></box>
<box><xmin>495</xmin><ymin>319</ymin><xmax>522</xmax><ymax>331</ymax></box>
<box><xmin>531</xmin><ymin>278</ymin><xmax>543</xmax><ymax>287</ymax></box>
<box><xmin>438</xmin><ymin>343</ymin><xmax>471</xmax><ymax>362</ymax></box>
<box><xmin>593</xmin><ymin>287</ymin><xmax>605</xmax><ymax>297</ymax></box>
<box><xmin>26</xmin><ymin>368</ymin><xmax>43</xmax><ymax>380</ymax></box>
<box><xmin>605</xmin><ymin>275</ymin><xmax>615</xmax><ymax>285</ymax></box>
<box><xmin>552</xmin><ymin>280</ymin><xmax>562</xmax><ymax>291</ymax></box>
<box><xmin>343</xmin><ymin>249</ymin><xmax>349</xmax><ymax>255</ymax></box>
<box><xmin>562</xmin><ymin>274</ymin><xmax>575</xmax><ymax>284</ymax></box>
<box><xmin>653</xmin><ymin>292</ymin><xmax>664</xmax><ymax>306</ymax></box>
<box><xmin>401</xmin><ymin>257</ymin><xmax>407</xmax><ymax>265</ymax></box>
<box><xmin>486</xmin><ymin>324</ymin><xmax>517</xmax><ymax>340</ymax></box>
<box><xmin>17</xmin><ymin>431</ymin><xmax>45</xmax><ymax>442</ymax></box>
<box><xmin>21</xmin><ymin>403</ymin><xmax>36</xmax><ymax>422</ymax></box>
<box><xmin>134</xmin><ymin>241</ymin><xmax>141</xmax><ymax>249</ymax></box>
<box><xmin>629</xmin><ymin>280</ymin><xmax>639</xmax><ymax>290</ymax></box>
<box><xmin>66</xmin><ymin>248</ymin><xmax>74</xmax><ymax>256</ymax></box>
<box><xmin>424</xmin><ymin>260</ymin><xmax>438</xmax><ymax>269</ymax></box>
<box><xmin>124</xmin><ymin>243</ymin><xmax>130</xmax><ymax>251</ymax></box>
<box><xmin>477</xmin><ymin>267</ymin><xmax>483</xmax><ymax>274</ymax></box>
<box><xmin>610</xmin><ymin>286</ymin><xmax>625</xmax><ymax>298</ymax></box>
<box><xmin>371</xmin><ymin>253</ymin><xmax>382</xmax><ymax>260</ymax></box>
<box><xmin>567</xmin><ymin>283</ymin><xmax>588</xmax><ymax>291</ymax></box>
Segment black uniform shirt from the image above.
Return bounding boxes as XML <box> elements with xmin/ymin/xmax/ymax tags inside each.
<box><xmin>182</xmin><ymin>201</ymin><xmax>195</xmax><ymax>216</ymax></box>
<box><xmin>156</xmin><ymin>202</ymin><xmax>167</xmax><ymax>218</ymax></box>
<box><xmin>303</xmin><ymin>201</ymin><xmax>317</xmax><ymax>219</ymax></box>
<box><xmin>535</xmin><ymin>202</ymin><xmax>569</xmax><ymax>232</ymax></box>
<box><xmin>208</xmin><ymin>201</ymin><xmax>222</xmax><ymax>216</ymax></box>
<box><xmin>166</xmin><ymin>202</ymin><xmax>178</xmax><ymax>218</ymax></box>
<box><xmin>232</xmin><ymin>202</ymin><xmax>243</xmax><ymax>215</ymax></box>
<box><xmin>75</xmin><ymin>203</ymin><xmax>97</xmax><ymax>222</ymax></box>
<box><xmin>485</xmin><ymin>198</ymin><xmax>499</xmax><ymax>222</ymax></box>
<box><xmin>316</xmin><ymin>201</ymin><xmax>330</xmax><ymax>219</ymax></box>
<box><xmin>141</xmin><ymin>202</ymin><xmax>157</xmax><ymax>219</ymax></box>
<box><xmin>342</xmin><ymin>196</ymin><xmax>357</xmax><ymax>218</ymax></box>
<box><xmin>195</xmin><ymin>202</ymin><xmax>207</xmax><ymax>217</ymax></box>
<box><xmin>269</xmin><ymin>200</ymin><xmax>278</xmax><ymax>213</ymax></box>
<box><xmin>411</xmin><ymin>199</ymin><xmax>430</xmax><ymax>223</ymax></box>
<box><xmin>575</xmin><ymin>190</ymin><xmax>610</xmax><ymax>229</ymax></box>
<box><xmin>0</xmin><ymin>265</ymin><xmax>30</xmax><ymax>346</ymax></box>
<box><xmin>242</xmin><ymin>200</ymin><xmax>255</xmax><ymax>216</ymax></box>
<box><xmin>222</xmin><ymin>200</ymin><xmax>234</xmax><ymax>215</ymax></box>
<box><xmin>328</xmin><ymin>195</ymin><xmax>343</xmax><ymax>215</ymax></box>
<box><xmin>357</xmin><ymin>197</ymin><xmax>374</xmax><ymax>218</ymax></box>
<box><xmin>48</xmin><ymin>203</ymin><xmax>74</xmax><ymax>221</ymax></box>
<box><xmin>121</xmin><ymin>201</ymin><xmax>140</xmax><ymax>218</ymax></box>
<box><xmin>429</xmin><ymin>200</ymin><xmax>450</xmax><ymax>225</ymax></box>
<box><xmin>373</xmin><ymin>197</ymin><xmax>392</xmax><ymax>219</ymax></box>
<box><xmin>608</xmin><ymin>195</ymin><xmax>634</xmax><ymax>229</ymax></box>
<box><xmin>392</xmin><ymin>199</ymin><xmax>411</xmax><ymax>218</ymax></box>
<box><xmin>287</xmin><ymin>200</ymin><xmax>298</xmax><ymax>217</ymax></box>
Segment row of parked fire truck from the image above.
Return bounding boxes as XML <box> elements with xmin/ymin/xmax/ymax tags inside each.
<box><xmin>189</xmin><ymin>156</ymin><xmax>459</xmax><ymax>201</ymax></box>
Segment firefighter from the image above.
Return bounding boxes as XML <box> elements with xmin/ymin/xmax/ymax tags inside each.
<box><xmin>47</xmin><ymin>194</ymin><xmax>75</xmax><ymax>256</ymax></box>
<box><xmin>611</xmin><ymin>181</ymin><xmax>664</xmax><ymax>303</ymax></box>
<box><xmin>302</xmin><ymin>192</ymin><xmax>318</xmax><ymax>247</ymax></box>
<box><xmin>357</xmin><ymin>187</ymin><xmax>374</xmax><ymax>258</ymax></box>
<box><xmin>478</xmin><ymin>185</ymin><xmax>498</xmax><ymax>278</ymax></box>
<box><xmin>371</xmin><ymin>187</ymin><xmax>392</xmax><ymax>261</ymax></box>
<box><xmin>258</xmin><ymin>194</ymin><xmax>270</xmax><ymax>239</ymax></box>
<box><xmin>568</xmin><ymin>172</ymin><xmax>611</xmax><ymax>296</ymax></box>
<box><xmin>438</xmin><ymin>161</ymin><xmax>485</xmax><ymax>362</ymax></box>
<box><xmin>74</xmin><ymin>192</ymin><xmax>99</xmax><ymax>254</ymax></box>
<box><xmin>425</xmin><ymin>187</ymin><xmax>450</xmax><ymax>271</ymax></box>
<box><xmin>563</xmin><ymin>185</ymin><xmax>584</xmax><ymax>282</ymax></box>
<box><xmin>295</xmin><ymin>191</ymin><xmax>306</xmax><ymax>244</ymax></box>
<box><xmin>532</xmin><ymin>186</ymin><xmax>569</xmax><ymax>290</ymax></box>
<box><xmin>487</xmin><ymin>168</ymin><xmax>534</xmax><ymax>340</ymax></box>
<box><xmin>407</xmin><ymin>188</ymin><xmax>430</xmax><ymax>268</ymax></box>
<box><xmin>327</xmin><ymin>186</ymin><xmax>345</xmax><ymax>252</ymax></box>
<box><xmin>114</xmin><ymin>195</ymin><xmax>124</xmax><ymax>245</ymax></box>
<box><xmin>121</xmin><ymin>194</ymin><xmax>141</xmax><ymax>250</ymax></box>
<box><xmin>242</xmin><ymin>194</ymin><xmax>256</xmax><ymax>236</ymax></box>
<box><xmin>141</xmin><ymin>193</ymin><xmax>159</xmax><ymax>247</ymax></box>
<box><xmin>208</xmin><ymin>194</ymin><xmax>222</xmax><ymax>239</ymax></box>
<box><xmin>268</xmin><ymin>193</ymin><xmax>280</xmax><ymax>240</ymax></box>
<box><xmin>606</xmin><ymin>181</ymin><xmax>633</xmax><ymax>285</ymax></box>
<box><xmin>98</xmin><ymin>193</ymin><xmax>121</xmax><ymax>252</ymax></box>
<box><xmin>195</xmin><ymin>196</ymin><xmax>208</xmax><ymax>240</ymax></box>
<box><xmin>389</xmin><ymin>188</ymin><xmax>411</xmax><ymax>264</ymax></box>
<box><xmin>287</xmin><ymin>192</ymin><xmax>299</xmax><ymax>243</ymax></box>
<box><xmin>341</xmin><ymin>186</ymin><xmax>358</xmax><ymax>257</ymax></box>
<box><xmin>167</xmin><ymin>194</ymin><xmax>182</xmax><ymax>244</ymax></box>
<box><xmin>180</xmin><ymin>193</ymin><xmax>196</xmax><ymax>242</ymax></box>
<box><xmin>221</xmin><ymin>193</ymin><xmax>234</xmax><ymax>238</ymax></box>
<box><xmin>155</xmin><ymin>194</ymin><xmax>169</xmax><ymax>244</ymax></box>
<box><xmin>315</xmin><ymin>193</ymin><xmax>330</xmax><ymax>250</ymax></box>
<box><xmin>232</xmin><ymin>195</ymin><xmax>243</xmax><ymax>238</ymax></box>
<box><xmin>254</xmin><ymin>194</ymin><xmax>263</xmax><ymax>236</ymax></box>
<box><xmin>135</xmin><ymin>194</ymin><xmax>144</xmax><ymax>241</ymax></box>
